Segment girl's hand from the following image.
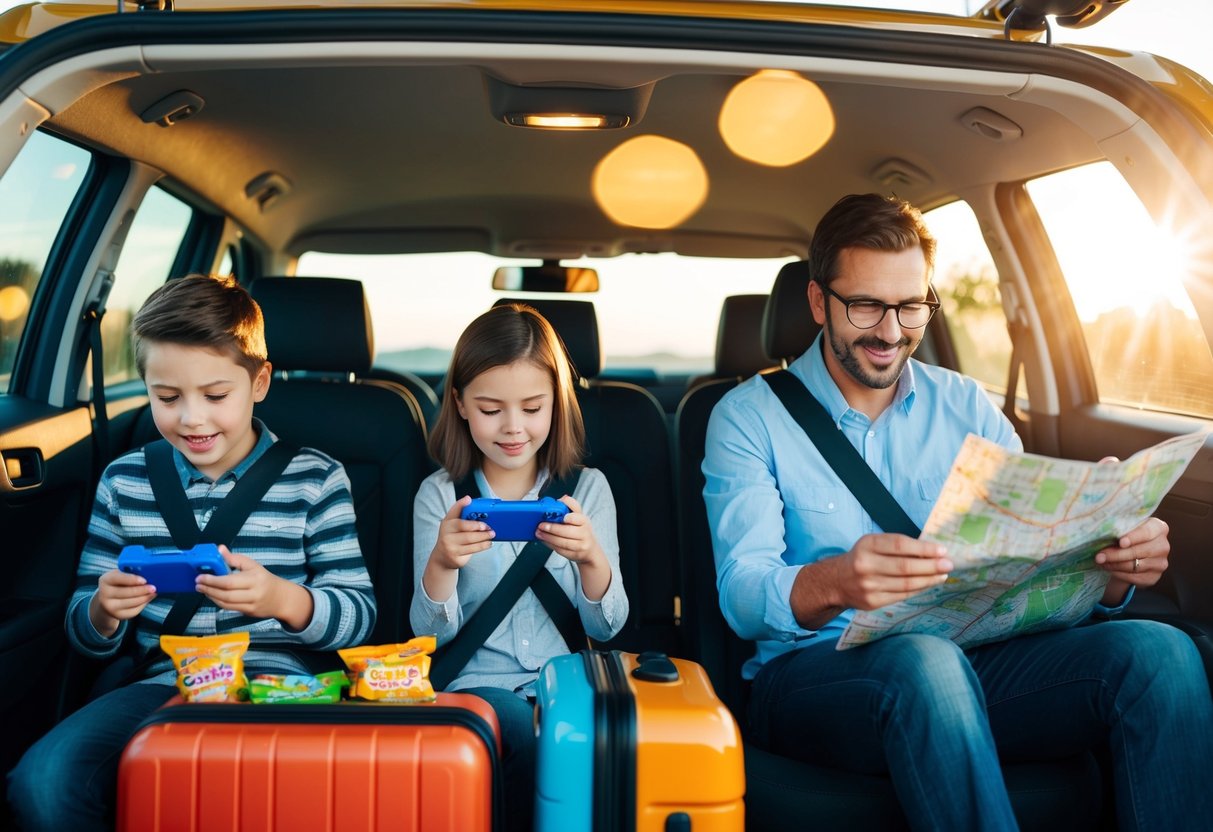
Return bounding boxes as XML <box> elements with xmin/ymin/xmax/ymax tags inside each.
<box><xmin>430</xmin><ymin>496</ymin><xmax>495</xmax><ymax>571</ymax></box>
<box><xmin>196</xmin><ymin>546</ymin><xmax>313</xmax><ymax>629</ymax></box>
<box><xmin>422</xmin><ymin>496</ymin><xmax>495</xmax><ymax>604</ymax></box>
<box><xmin>90</xmin><ymin>569</ymin><xmax>157</xmax><ymax>637</ymax></box>
<box><xmin>537</xmin><ymin>496</ymin><xmax>605</xmax><ymax>567</ymax></box>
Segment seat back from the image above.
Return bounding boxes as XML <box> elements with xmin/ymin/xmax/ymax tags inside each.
<box><xmin>495</xmin><ymin>297</ymin><xmax>681</xmax><ymax>654</ymax></box>
<box><xmin>687</xmin><ymin>293</ymin><xmax>778</xmax><ymax>390</ymax></box>
<box><xmin>676</xmin><ymin>261</ymin><xmax>820</xmax><ymax>711</ymax></box>
<box><xmin>258</xmin><ymin>275</ymin><xmax>441</xmax><ymax>428</ymax></box>
<box><xmin>250</xmin><ymin>277</ymin><xmax>434</xmax><ymax>644</ymax></box>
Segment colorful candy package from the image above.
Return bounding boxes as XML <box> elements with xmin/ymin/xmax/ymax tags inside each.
<box><xmin>248</xmin><ymin>670</ymin><xmax>349</xmax><ymax>704</ymax></box>
<box><xmin>159</xmin><ymin>632</ymin><xmax>250</xmax><ymax>703</ymax></box>
<box><xmin>338</xmin><ymin>635</ymin><xmax>437</xmax><ymax>702</ymax></box>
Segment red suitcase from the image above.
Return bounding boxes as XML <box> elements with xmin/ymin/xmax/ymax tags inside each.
<box><xmin>116</xmin><ymin>692</ymin><xmax>501</xmax><ymax>832</ymax></box>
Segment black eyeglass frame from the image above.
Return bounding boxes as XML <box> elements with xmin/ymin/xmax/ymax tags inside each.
<box><xmin>819</xmin><ymin>282</ymin><xmax>941</xmax><ymax>330</ymax></box>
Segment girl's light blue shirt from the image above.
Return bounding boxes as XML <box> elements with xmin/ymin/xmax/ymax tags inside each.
<box><xmin>410</xmin><ymin>466</ymin><xmax>627</xmax><ymax>695</ymax></box>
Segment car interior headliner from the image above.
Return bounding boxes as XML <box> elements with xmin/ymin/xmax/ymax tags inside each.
<box><xmin>42</xmin><ymin>41</ymin><xmax>1111</xmax><ymax>260</ymax></box>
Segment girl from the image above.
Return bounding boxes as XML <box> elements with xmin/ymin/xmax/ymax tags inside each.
<box><xmin>410</xmin><ymin>303</ymin><xmax>628</xmax><ymax>832</ymax></box>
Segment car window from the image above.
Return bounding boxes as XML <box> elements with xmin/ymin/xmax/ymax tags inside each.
<box><xmin>1027</xmin><ymin>162</ymin><xmax>1213</xmax><ymax>419</ymax></box>
<box><xmin>0</xmin><ymin>131</ymin><xmax>91</xmax><ymax>391</ymax></box>
<box><xmin>296</xmin><ymin>251</ymin><xmax>790</xmax><ymax>376</ymax></box>
<box><xmin>101</xmin><ymin>186</ymin><xmax>194</xmax><ymax>386</ymax></box>
<box><xmin>925</xmin><ymin>200</ymin><xmax>1011</xmax><ymax>392</ymax></box>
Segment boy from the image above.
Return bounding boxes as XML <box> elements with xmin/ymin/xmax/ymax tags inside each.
<box><xmin>7</xmin><ymin>274</ymin><xmax>376</xmax><ymax>831</ymax></box>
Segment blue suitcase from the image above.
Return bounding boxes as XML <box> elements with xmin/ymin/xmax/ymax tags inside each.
<box><xmin>534</xmin><ymin>650</ymin><xmax>745</xmax><ymax>832</ymax></box>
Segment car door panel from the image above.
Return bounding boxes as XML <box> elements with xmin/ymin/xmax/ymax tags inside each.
<box><xmin>0</xmin><ymin>398</ymin><xmax>95</xmax><ymax>779</ymax></box>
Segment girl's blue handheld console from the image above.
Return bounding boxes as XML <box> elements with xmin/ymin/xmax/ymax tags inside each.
<box><xmin>460</xmin><ymin>497</ymin><xmax>570</xmax><ymax>541</ymax></box>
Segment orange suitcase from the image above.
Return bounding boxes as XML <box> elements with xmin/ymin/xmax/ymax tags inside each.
<box><xmin>534</xmin><ymin>650</ymin><xmax>745</xmax><ymax>832</ymax></box>
<box><xmin>116</xmin><ymin>692</ymin><xmax>500</xmax><ymax>832</ymax></box>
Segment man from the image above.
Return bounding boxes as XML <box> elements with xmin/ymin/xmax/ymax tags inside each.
<box><xmin>702</xmin><ymin>193</ymin><xmax>1213</xmax><ymax>830</ymax></box>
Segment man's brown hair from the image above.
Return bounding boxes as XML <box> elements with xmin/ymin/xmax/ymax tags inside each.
<box><xmin>131</xmin><ymin>274</ymin><xmax>267</xmax><ymax>378</ymax></box>
<box><xmin>809</xmin><ymin>193</ymin><xmax>936</xmax><ymax>287</ymax></box>
<box><xmin>429</xmin><ymin>303</ymin><xmax>586</xmax><ymax>482</ymax></box>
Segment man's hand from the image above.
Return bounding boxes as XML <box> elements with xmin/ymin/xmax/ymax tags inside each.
<box><xmin>791</xmin><ymin>533</ymin><xmax>952</xmax><ymax>630</ymax></box>
<box><xmin>89</xmin><ymin>569</ymin><xmax>157</xmax><ymax>638</ymax></box>
<box><xmin>834</xmin><ymin>533</ymin><xmax>954</xmax><ymax>610</ymax></box>
<box><xmin>1095</xmin><ymin>516</ymin><xmax>1170</xmax><ymax>605</ymax></box>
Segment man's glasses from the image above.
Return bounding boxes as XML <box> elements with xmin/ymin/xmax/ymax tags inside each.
<box><xmin>820</xmin><ymin>283</ymin><xmax>940</xmax><ymax>330</ymax></box>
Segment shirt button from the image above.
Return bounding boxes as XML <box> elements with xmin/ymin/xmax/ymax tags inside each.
<box><xmin>867</xmin><ymin>430</ymin><xmax>875</xmax><ymax>438</ymax></box>
<box><xmin>521</xmin><ymin>639</ymin><xmax>530</xmax><ymax>647</ymax></box>
<box><xmin>827</xmin><ymin>502</ymin><xmax>835</xmax><ymax>510</ymax></box>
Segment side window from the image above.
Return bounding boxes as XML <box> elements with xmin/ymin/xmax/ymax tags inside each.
<box><xmin>0</xmin><ymin>132</ymin><xmax>91</xmax><ymax>391</ymax></box>
<box><xmin>1027</xmin><ymin>163</ymin><xmax>1213</xmax><ymax>419</ymax></box>
<box><xmin>925</xmin><ymin>200</ymin><xmax>1011</xmax><ymax>391</ymax></box>
<box><xmin>101</xmin><ymin>187</ymin><xmax>194</xmax><ymax>386</ymax></box>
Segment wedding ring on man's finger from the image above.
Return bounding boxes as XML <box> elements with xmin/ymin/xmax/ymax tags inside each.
<box><xmin>1133</xmin><ymin>557</ymin><xmax>1140</xmax><ymax>573</ymax></box>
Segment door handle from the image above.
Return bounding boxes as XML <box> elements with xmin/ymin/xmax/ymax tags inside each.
<box><xmin>1</xmin><ymin>447</ymin><xmax>45</xmax><ymax>489</ymax></box>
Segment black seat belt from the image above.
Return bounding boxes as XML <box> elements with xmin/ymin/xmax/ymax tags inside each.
<box><xmin>92</xmin><ymin>438</ymin><xmax>299</xmax><ymax>693</ymax></box>
<box><xmin>144</xmin><ymin>437</ymin><xmax>299</xmax><ymax>634</ymax></box>
<box><xmin>429</xmin><ymin>469</ymin><xmax>586</xmax><ymax>692</ymax></box>
<box><xmin>763</xmin><ymin>371</ymin><xmax>920</xmax><ymax>537</ymax></box>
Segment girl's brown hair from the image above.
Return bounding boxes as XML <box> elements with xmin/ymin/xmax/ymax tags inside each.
<box><xmin>131</xmin><ymin>274</ymin><xmax>267</xmax><ymax>378</ymax></box>
<box><xmin>429</xmin><ymin>303</ymin><xmax>586</xmax><ymax>482</ymax></box>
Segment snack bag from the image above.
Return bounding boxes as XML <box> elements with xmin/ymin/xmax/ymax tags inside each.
<box><xmin>249</xmin><ymin>671</ymin><xmax>349</xmax><ymax>704</ymax></box>
<box><xmin>160</xmin><ymin>632</ymin><xmax>250</xmax><ymax>703</ymax></box>
<box><xmin>339</xmin><ymin>635</ymin><xmax>437</xmax><ymax>702</ymax></box>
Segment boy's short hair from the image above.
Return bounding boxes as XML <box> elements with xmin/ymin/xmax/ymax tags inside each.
<box><xmin>131</xmin><ymin>274</ymin><xmax>267</xmax><ymax>378</ymax></box>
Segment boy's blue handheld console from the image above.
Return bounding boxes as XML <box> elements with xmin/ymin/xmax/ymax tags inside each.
<box><xmin>117</xmin><ymin>543</ymin><xmax>229</xmax><ymax>593</ymax></box>
<box><xmin>461</xmin><ymin>497</ymin><xmax>570</xmax><ymax>541</ymax></box>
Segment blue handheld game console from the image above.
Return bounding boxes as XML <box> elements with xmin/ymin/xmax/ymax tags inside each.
<box><xmin>117</xmin><ymin>543</ymin><xmax>229</xmax><ymax>593</ymax></box>
<box><xmin>460</xmin><ymin>497</ymin><xmax>570</xmax><ymax>541</ymax></box>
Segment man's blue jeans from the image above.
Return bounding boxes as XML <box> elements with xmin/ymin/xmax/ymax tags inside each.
<box><xmin>6</xmin><ymin>681</ymin><xmax>176</xmax><ymax>831</ymax></box>
<box><xmin>747</xmin><ymin>619</ymin><xmax>1213</xmax><ymax>831</ymax></box>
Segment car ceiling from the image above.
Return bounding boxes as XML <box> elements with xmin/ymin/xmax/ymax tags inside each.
<box><xmin>44</xmin><ymin>40</ymin><xmax>1107</xmax><ymax>260</ymax></box>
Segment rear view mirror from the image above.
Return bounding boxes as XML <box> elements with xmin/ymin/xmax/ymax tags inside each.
<box><xmin>492</xmin><ymin>261</ymin><xmax>599</xmax><ymax>293</ymax></box>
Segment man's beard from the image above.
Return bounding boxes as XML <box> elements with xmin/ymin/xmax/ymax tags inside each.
<box><xmin>825</xmin><ymin>313</ymin><xmax>916</xmax><ymax>390</ymax></box>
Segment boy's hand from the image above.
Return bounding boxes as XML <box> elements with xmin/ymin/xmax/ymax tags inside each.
<box><xmin>196</xmin><ymin>545</ymin><xmax>313</xmax><ymax>629</ymax></box>
<box><xmin>431</xmin><ymin>496</ymin><xmax>495</xmax><ymax>571</ymax></box>
<box><xmin>90</xmin><ymin>568</ymin><xmax>157</xmax><ymax>637</ymax></box>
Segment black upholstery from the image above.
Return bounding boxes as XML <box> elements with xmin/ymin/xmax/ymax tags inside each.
<box><xmin>762</xmin><ymin>260</ymin><xmax>815</xmax><ymax>366</ymax></box>
<box><xmin>250</xmin><ymin>277</ymin><xmax>434</xmax><ymax>644</ymax></box>
<box><xmin>675</xmin><ymin>262</ymin><xmax>1104</xmax><ymax>830</ymax></box>
<box><xmin>494</xmin><ymin>297</ymin><xmax>680</xmax><ymax>654</ymax></box>
<box><xmin>256</xmin><ymin>276</ymin><xmax>440</xmax><ymax>427</ymax></box>
<box><xmin>687</xmin><ymin>294</ymin><xmax>776</xmax><ymax>389</ymax></box>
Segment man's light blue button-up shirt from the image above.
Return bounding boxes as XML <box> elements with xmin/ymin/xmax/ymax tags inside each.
<box><xmin>702</xmin><ymin>334</ymin><xmax>1021</xmax><ymax>678</ymax></box>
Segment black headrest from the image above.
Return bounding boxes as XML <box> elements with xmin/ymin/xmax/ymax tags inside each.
<box><xmin>250</xmin><ymin>277</ymin><xmax>373</xmax><ymax>373</ymax></box>
<box><xmin>492</xmin><ymin>297</ymin><xmax>602</xmax><ymax>380</ymax></box>
<box><xmin>762</xmin><ymin>261</ymin><xmax>821</xmax><ymax>366</ymax></box>
<box><xmin>715</xmin><ymin>294</ymin><xmax>774</xmax><ymax>378</ymax></box>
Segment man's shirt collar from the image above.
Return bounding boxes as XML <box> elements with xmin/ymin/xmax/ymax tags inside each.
<box><xmin>792</xmin><ymin>332</ymin><xmax>918</xmax><ymax>426</ymax></box>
